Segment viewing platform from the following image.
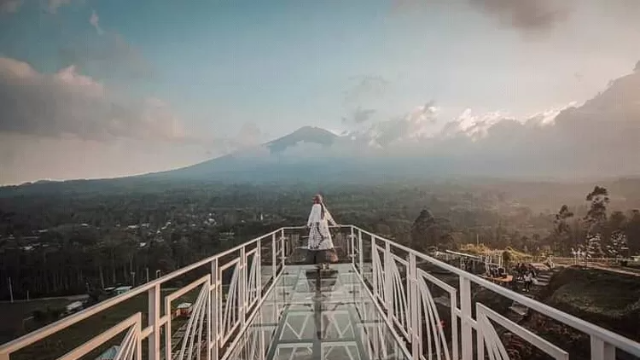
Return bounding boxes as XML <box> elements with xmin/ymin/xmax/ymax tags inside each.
<box><xmin>1</xmin><ymin>225</ymin><xmax>639</xmax><ymax>360</ymax></box>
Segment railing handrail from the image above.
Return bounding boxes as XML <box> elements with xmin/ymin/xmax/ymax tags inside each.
<box><xmin>0</xmin><ymin>227</ymin><xmax>284</xmax><ymax>355</ymax></box>
<box><xmin>351</xmin><ymin>225</ymin><xmax>640</xmax><ymax>357</ymax></box>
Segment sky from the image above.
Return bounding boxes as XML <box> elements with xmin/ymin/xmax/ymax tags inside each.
<box><xmin>1</xmin><ymin>0</ymin><xmax>640</xmax><ymax>184</ymax></box>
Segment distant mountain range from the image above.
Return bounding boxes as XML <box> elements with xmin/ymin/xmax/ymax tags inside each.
<box><xmin>4</xmin><ymin>62</ymin><xmax>640</xmax><ymax>191</ymax></box>
<box><xmin>143</xmin><ymin>62</ymin><xmax>640</xmax><ymax>183</ymax></box>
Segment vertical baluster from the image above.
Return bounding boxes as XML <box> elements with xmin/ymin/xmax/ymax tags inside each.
<box><xmin>358</xmin><ymin>229</ymin><xmax>364</xmax><ymax>274</ymax></box>
<box><xmin>451</xmin><ymin>294</ymin><xmax>459</xmax><ymax>360</ymax></box>
<box><xmin>164</xmin><ymin>295</ymin><xmax>172</xmax><ymax>360</ymax></box>
<box><xmin>460</xmin><ymin>277</ymin><xmax>473</xmax><ymax>360</ymax></box>
<box><xmin>384</xmin><ymin>240</ymin><xmax>392</xmax><ymax>318</ymax></box>
<box><xmin>373</xmin><ymin>242</ymin><xmax>379</xmax><ymax>300</ymax></box>
<box><xmin>205</xmin><ymin>279</ymin><xmax>212</xmax><ymax>360</ymax></box>
<box><xmin>591</xmin><ymin>337</ymin><xmax>615</xmax><ymax>360</ymax></box>
<box><xmin>477</xmin><ymin>321</ymin><xmax>485</xmax><ymax>360</ymax></box>
<box><xmin>408</xmin><ymin>253</ymin><xmax>420</xmax><ymax>360</ymax></box>
<box><xmin>271</xmin><ymin>233</ymin><xmax>277</xmax><ymax>281</ymax></box>
<box><xmin>256</xmin><ymin>238</ymin><xmax>262</xmax><ymax>303</ymax></box>
<box><xmin>211</xmin><ymin>258</ymin><xmax>219</xmax><ymax>360</ymax></box>
<box><xmin>239</xmin><ymin>246</ymin><xmax>246</xmax><ymax>327</ymax></box>
<box><xmin>280</xmin><ymin>229</ymin><xmax>286</xmax><ymax>267</ymax></box>
<box><xmin>350</xmin><ymin>226</ymin><xmax>355</xmax><ymax>265</ymax></box>
<box><xmin>147</xmin><ymin>284</ymin><xmax>161</xmax><ymax>360</ymax></box>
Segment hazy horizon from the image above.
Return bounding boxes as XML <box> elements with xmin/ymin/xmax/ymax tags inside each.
<box><xmin>2</xmin><ymin>0</ymin><xmax>640</xmax><ymax>185</ymax></box>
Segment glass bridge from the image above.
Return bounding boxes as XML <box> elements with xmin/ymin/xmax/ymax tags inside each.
<box><xmin>1</xmin><ymin>226</ymin><xmax>639</xmax><ymax>360</ymax></box>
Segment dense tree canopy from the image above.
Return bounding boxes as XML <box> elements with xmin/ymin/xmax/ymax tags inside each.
<box><xmin>1</xmin><ymin>180</ymin><xmax>639</xmax><ymax>301</ymax></box>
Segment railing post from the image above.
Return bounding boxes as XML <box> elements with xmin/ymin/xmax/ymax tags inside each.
<box><xmin>206</xmin><ymin>266</ymin><xmax>213</xmax><ymax>360</ymax></box>
<box><xmin>349</xmin><ymin>226</ymin><xmax>355</xmax><ymax>265</ymax></box>
<box><xmin>408</xmin><ymin>253</ymin><xmax>420</xmax><ymax>360</ymax></box>
<box><xmin>272</xmin><ymin>233</ymin><xmax>277</xmax><ymax>280</ymax></box>
<box><xmin>591</xmin><ymin>337</ymin><xmax>616</xmax><ymax>360</ymax></box>
<box><xmin>256</xmin><ymin>238</ymin><xmax>262</xmax><ymax>303</ymax></box>
<box><xmin>373</xmin><ymin>241</ymin><xmax>379</xmax><ymax>299</ymax></box>
<box><xmin>358</xmin><ymin>229</ymin><xmax>364</xmax><ymax>273</ymax></box>
<box><xmin>460</xmin><ymin>277</ymin><xmax>473</xmax><ymax>360</ymax></box>
<box><xmin>211</xmin><ymin>258</ymin><xmax>219</xmax><ymax>360</ymax></box>
<box><xmin>384</xmin><ymin>241</ymin><xmax>392</xmax><ymax>317</ymax></box>
<box><xmin>280</xmin><ymin>229</ymin><xmax>286</xmax><ymax>266</ymax></box>
<box><xmin>239</xmin><ymin>246</ymin><xmax>246</xmax><ymax>328</ymax></box>
<box><xmin>147</xmin><ymin>284</ymin><xmax>161</xmax><ymax>360</ymax></box>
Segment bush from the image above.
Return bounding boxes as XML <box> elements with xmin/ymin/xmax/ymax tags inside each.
<box><xmin>32</xmin><ymin>310</ymin><xmax>47</xmax><ymax>323</ymax></box>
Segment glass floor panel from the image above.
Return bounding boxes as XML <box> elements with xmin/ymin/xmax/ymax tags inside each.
<box><xmin>227</xmin><ymin>264</ymin><xmax>410</xmax><ymax>360</ymax></box>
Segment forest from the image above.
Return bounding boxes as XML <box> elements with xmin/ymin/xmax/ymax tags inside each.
<box><xmin>1</xmin><ymin>179</ymin><xmax>639</xmax><ymax>302</ymax></box>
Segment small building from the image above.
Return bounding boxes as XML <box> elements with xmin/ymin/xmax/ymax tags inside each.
<box><xmin>220</xmin><ymin>232</ymin><xmax>235</xmax><ymax>242</ymax></box>
<box><xmin>95</xmin><ymin>345</ymin><xmax>119</xmax><ymax>360</ymax></box>
<box><xmin>66</xmin><ymin>301</ymin><xmax>84</xmax><ymax>314</ymax></box>
<box><xmin>114</xmin><ymin>286</ymin><xmax>132</xmax><ymax>295</ymax></box>
<box><xmin>175</xmin><ymin>303</ymin><xmax>193</xmax><ymax>318</ymax></box>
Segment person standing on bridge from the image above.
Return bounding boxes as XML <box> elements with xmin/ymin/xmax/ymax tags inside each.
<box><xmin>307</xmin><ymin>194</ymin><xmax>338</xmax><ymax>269</ymax></box>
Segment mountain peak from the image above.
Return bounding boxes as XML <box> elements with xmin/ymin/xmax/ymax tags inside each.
<box><xmin>290</xmin><ymin>126</ymin><xmax>336</xmax><ymax>137</ymax></box>
<box><xmin>267</xmin><ymin>126</ymin><xmax>337</xmax><ymax>153</ymax></box>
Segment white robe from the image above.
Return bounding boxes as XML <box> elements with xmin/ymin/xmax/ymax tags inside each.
<box><xmin>307</xmin><ymin>203</ymin><xmax>337</xmax><ymax>250</ymax></box>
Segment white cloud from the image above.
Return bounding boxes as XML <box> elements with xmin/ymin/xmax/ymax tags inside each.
<box><xmin>234</xmin><ymin>123</ymin><xmax>263</xmax><ymax>149</ymax></box>
<box><xmin>0</xmin><ymin>57</ymin><xmax>187</xmax><ymax>142</ymax></box>
<box><xmin>441</xmin><ymin>109</ymin><xmax>511</xmax><ymax>140</ymax></box>
<box><xmin>328</xmin><ymin>66</ymin><xmax>640</xmax><ymax>177</ymax></box>
<box><xmin>90</xmin><ymin>10</ymin><xmax>104</xmax><ymax>35</ymax></box>
<box><xmin>353</xmin><ymin>101</ymin><xmax>441</xmax><ymax>147</ymax></box>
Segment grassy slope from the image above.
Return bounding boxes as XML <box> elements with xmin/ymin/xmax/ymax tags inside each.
<box><xmin>541</xmin><ymin>267</ymin><xmax>640</xmax><ymax>340</ymax></box>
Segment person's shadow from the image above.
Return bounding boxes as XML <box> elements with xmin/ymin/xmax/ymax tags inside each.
<box><xmin>304</xmin><ymin>268</ymin><xmax>339</xmax><ymax>341</ymax></box>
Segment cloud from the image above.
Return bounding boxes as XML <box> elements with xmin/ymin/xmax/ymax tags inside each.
<box><xmin>327</xmin><ymin>66</ymin><xmax>640</xmax><ymax>178</ymax></box>
<box><xmin>390</xmin><ymin>0</ymin><xmax>575</xmax><ymax>37</ymax></box>
<box><xmin>0</xmin><ymin>0</ymin><xmax>22</xmax><ymax>13</ymax></box>
<box><xmin>234</xmin><ymin>123</ymin><xmax>263</xmax><ymax>148</ymax></box>
<box><xmin>0</xmin><ymin>57</ymin><xmax>186</xmax><ymax>142</ymax></box>
<box><xmin>341</xmin><ymin>76</ymin><xmax>389</xmax><ymax>130</ymax></box>
<box><xmin>59</xmin><ymin>32</ymin><xmax>153</xmax><ymax>80</ymax></box>
<box><xmin>343</xmin><ymin>75</ymin><xmax>389</xmax><ymax>106</ymax></box>
<box><xmin>0</xmin><ymin>0</ymin><xmax>69</xmax><ymax>14</ymax></box>
<box><xmin>47</xmin><ymin>0</ymin><xmax>72</xmax><ymax>13</ymax></box>
<box><xmin>343</xmin><ymin>107</ymin><xmax>376</xmax><ymax>125</ymax></box>
<box><xmin>89</xmin><ymin>10</ymin><xmax>104</xmax><ymax>35</ymax></box>
<box><xmin>468</xmin><ymin>0</ymin><xmax>573</xmax><ymax>32</ymax></box>
<box><xmin>356</xmin><ymin>101</ymin><xmax>440</xmax><ymax>147</ymax></box>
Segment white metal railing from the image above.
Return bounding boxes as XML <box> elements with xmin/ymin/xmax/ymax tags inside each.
<box><xmin>0</xmin><ymin>228</ymin><xmax>291</xmax><ymax>360</ymax></box>
<box><xmin>1</xmin><ymin>225</ymin><xmax>640</xmax><ymax>360</ymax></box>
<box><xmin>347</xmin><ymin>225</ymin><xmax>640</xmax><ymax>360</ymax></box>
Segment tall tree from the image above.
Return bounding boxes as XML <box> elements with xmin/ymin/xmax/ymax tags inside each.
<box><xmin>584</xmin><ymin>186</ymin><xmax>609</xmax><ymax>234</ymax></box>
<box><xmin>607</xmin><ymin>231</ymin><xmax>629</xmax><ymax>259</ymax></box>
<box><xmin>625</xmin><ymin>210</ymin><xmax>640</xmax><ymax>255</ymax></box>
<box><xmin>586</xmin><ymin>233</ymin><xmax>604</xmax><ymax>259</ymax></box>
<box><xmin>410</xmin><ymin>209</ymin><xmax>453</xmax><ymax>252</ymax></box>
<box><xmin>554</xmin><ymin>205</ymin><xmax>574</xmax><ymax>255</ymax></box>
